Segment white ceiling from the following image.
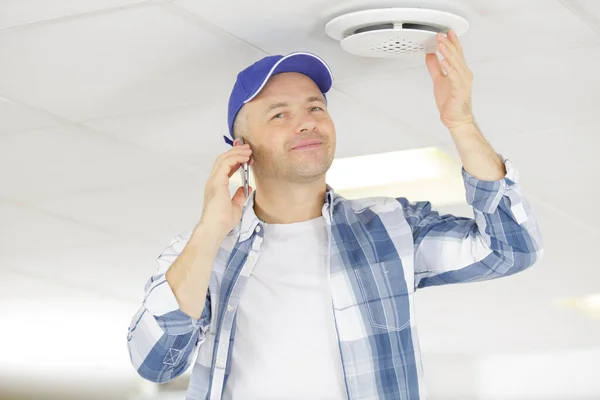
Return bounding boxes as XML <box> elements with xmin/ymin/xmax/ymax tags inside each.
<box><xmin>1</xmin><ymin>0</ymin><xmax>600</xmax><ymax>394</ymax></box>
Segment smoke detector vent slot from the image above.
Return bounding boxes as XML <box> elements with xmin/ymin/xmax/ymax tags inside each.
<box><xmin>326</xmin><ymin>8</ymin><xmax>469</xmax><ymax>58</ymax></box>
<box><xmin>353</xmin><ymin>23</ymin><xmax>394</xmax><ymax>34</ymax></box>
<box><xmin>401</xmin><ymin>23</ymin><xmax>444</xmax><ymax>33</ymax></box>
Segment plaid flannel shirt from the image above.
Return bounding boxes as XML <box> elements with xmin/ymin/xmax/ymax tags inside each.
<box><xmin>127</xmin><ymin>158</ymin><xmax>543</xmax><ymax>400</ymax></box>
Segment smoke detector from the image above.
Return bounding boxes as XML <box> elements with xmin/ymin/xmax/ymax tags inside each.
<box><xmin>325</xmin><ymin>8</ymin><xmax>469</xmax><ymax>58</ymax></box>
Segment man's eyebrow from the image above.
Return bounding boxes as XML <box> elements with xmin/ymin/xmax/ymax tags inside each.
<box><xmin>306</xmin><ymin>96</ymin><xmax>325</xmax><ymax>104</ymax></box>
<box><xmin>264</xmin><ymin>96</ymin><xmax>326</xmax><ymax>113</ymax></box>
<box><xmin>265</xmin><ymin>102</ymin><xmax>289</xmax><ymax>112</ymax></box>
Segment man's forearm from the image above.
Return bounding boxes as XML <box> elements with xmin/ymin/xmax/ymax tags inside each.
<box><xmin>165</xmin><ymin>223</ymin><xmax>223</xmax><ymax>320</ymax></box>
<box><xmin>449</xmin><ymin>121</ymin><xmax>506</xmax><ymax>181</ymax></box>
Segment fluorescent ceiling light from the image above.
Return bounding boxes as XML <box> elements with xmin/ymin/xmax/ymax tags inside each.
<box><xmin>327</xmin><ymin>147</ymin><xmax>456</xmax><ymax>189</ymax></box>
<box><xmin>556</xmin><ymin>293</ymin><xmax>600</xmax><ymax>318</ymax></box>
<box><xmin>582</xmin><ymin>294</ymin><xmax>600</xmax><ymax>309</ymax></box>
<box><xmin>230</xmin><ymin>147</ymin><xmax>466</xmax><ymax>206</ymax></box>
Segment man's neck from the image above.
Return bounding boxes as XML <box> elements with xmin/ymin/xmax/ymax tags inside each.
<box><xmin>253</xmin><ymin>178</ymin><xmax>327</xmax><ymax>224</ymax></box>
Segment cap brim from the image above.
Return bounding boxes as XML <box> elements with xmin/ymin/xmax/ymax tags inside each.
<box><xmin>243</xmin><ymin>52</ymin><xmax>333</xmax><ymax>103</ymax></box>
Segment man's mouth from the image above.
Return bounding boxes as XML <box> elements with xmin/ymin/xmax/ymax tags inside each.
<box><xmin>291</xmin><ymin>139</ymin><xmax>323</xmax><ymax>150</ymax></box>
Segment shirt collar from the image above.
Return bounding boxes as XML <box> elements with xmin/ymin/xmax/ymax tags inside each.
<box><xmin>234</xmin><ymin>184</ymin><xmax>338</xmax><ymax>242</ymax></box>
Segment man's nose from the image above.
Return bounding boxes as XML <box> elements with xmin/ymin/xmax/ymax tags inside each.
<box><xmin>296</xmin><ymin>113</ymin><xmax>317</xmax><ymax>134</ymax></box>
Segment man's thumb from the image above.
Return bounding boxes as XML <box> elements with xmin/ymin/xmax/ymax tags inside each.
<box><xmin>425</xmin><ymin>53</ymin><xmax>443</xmax><ymax>79</ymax></box>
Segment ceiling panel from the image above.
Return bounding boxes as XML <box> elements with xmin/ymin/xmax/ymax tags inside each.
<box><xmin>31</xmin><ymin>171</ymin><xmax>206</xmax><ymax>244</ymax></box>
<box><xmin>174</xmin><ymin>0</ymin><xmax>600</xmax><ymax>83</ymax></box>
<box><xmin>325</xmin><ymin>90</ymin><xmax>434</xmax><ymax>157</ymax></box>
<box><xmin>336</xmin><ymin>44</ymin><xmax>600</xmax><ymax>144</ymax></box>
<box><xmin>439</xmin><ymin>122</ymin><xmax>600</xmax><ymax>175</ymax></box>
<box><xmin>86</xmin><ymin>87</ymin><xmax>435</xmax><ymax>174</ymax></box>
<box><xmin>0</xmin><ymin>270</ymin><xmax>70</xmax><ymax>301</ymax></box>
<box><xmin>0</xmin><ymin>4</ymin><xmax>263</xmax><ymax>122</ymax></box>
<box><xmin>437</xmin><ymin>122</ymin><xmax>600</xmax><ymax>234</ymax></box>
<box><xmin>445</xmin><ymin>122</ymin><xmax>599</xmax><ymax>215</ymax></box>
<box><xmin>84</xmin><ymin>102</ymin><xmax>230</xmax><ymax>161</ymax></box>
<box><xmin>560</xmin><ymin>0</ymin><xmax>600</xmax><ymax>36</ymax></box>
<box><xmin>534</xmin><ymin>189</ymin><xmax>599</xmax><ymax>237</ymax></box>
<box><xmin>0</xmin><ymin>96</ymin><xmax>59</xmax><ymax>135</ymax></box>
<box><xmin>174</xmin><ymin>0</ymin><xmax>430</xmax><ymax>81</ymax></box>
<box><xmin>0</xmin><ymin>0</ymin><xmax>165</xmax><ymax>30</ymax></box>
<box><xmin>416</xmin><ymin>280</ymin><xmax>600</xmax><ymax>354</ymax></box>
<box><xmin>181</xmin><ymin>152</ymin><xmax>236</xmax><ymax>175</ymax></box>
<box><xmin>0</xmin><ymin>125</ymin><xmax>200</xmax><ymax>201</ymax></box>
<box><xmin>457</xmin><ymin>0</ymin><xmax>600</xmax><ymax>53</ymax></box>
<box><xmin>0</xmin><ymin>201</ymin><xmax>115</xmax><ymax>259</ymax></box>
<box><xmin>334</xmin><ymin>66</ymin><xmax>444</xmax><ymax>141</ymax></box>
<box><xmin>2</xmin><ymin>239</ymin><xmax>164</xmax><ymax>304</ymax></box>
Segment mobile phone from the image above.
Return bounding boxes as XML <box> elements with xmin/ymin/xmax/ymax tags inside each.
<box><xmin>238</xmin><ymin>138</ymin><xmax>249</xmax><ymax>198</ymax></box>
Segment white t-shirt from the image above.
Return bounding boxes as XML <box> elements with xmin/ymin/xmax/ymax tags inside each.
<box><xmin>222</xmin><ymin>216</ymin><xmax>347</xmax><ymax>400</ymax></box>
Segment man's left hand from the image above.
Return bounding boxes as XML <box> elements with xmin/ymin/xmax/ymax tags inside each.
<box><xmin>425</xmin><ymin>30</ymin><xmax>474</xmax><ymax>130</ymax></box>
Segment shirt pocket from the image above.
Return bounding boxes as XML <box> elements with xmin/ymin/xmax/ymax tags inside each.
<box><xmin>353</xmin><ymin>260</ymin><xmax>412</xmax><ymax>332</ymax></box>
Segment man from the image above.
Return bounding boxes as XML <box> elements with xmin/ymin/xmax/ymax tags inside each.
<box><xmin>127</xmin><ymin>31</ymin><xmax>543</xmax><ymax>400</ymax></box>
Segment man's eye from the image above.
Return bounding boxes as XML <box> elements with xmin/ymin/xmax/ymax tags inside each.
<box><xmin>311</xmin><ymin>106</ymin><xmax>323</xmax><ymax>111</ymax></box>
<box><xmin>272</xmin><ymin>113</ymin><xmax>284</xmax><ymax>119</ymax></box>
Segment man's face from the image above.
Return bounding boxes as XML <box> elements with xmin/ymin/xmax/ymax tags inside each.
<box><xmin>241</xmin><ymin>72</ymin><xmax>336</xmax><ymax>184</ymax></box>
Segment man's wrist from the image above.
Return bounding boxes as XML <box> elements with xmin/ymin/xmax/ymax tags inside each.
<box><xmin>191</xmin><ymin>221</ymin><xmax>226</xmax><ymax>253</ymax></box>
<box><xmin>448</xmin><ymin>120</ymin><xmax>478</xmax><ymax>136</ymax></box>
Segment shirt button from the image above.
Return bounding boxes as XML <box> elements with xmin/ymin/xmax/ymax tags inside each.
<box><xmin>227</xmin><ymin>305</ymin><xmax>233</xmax><ymax>312</ymax></box>
<box><xmin>255</xmin><ymin>225</ymin><xmax>261</xmax><ymax>233</ymax></box>
<box><xmin>216</xmin><ymin>359</ymin><xmax>225</xmax><ymax>368</ymax></box>
<box><xmin>247</xmin><ymin>256</ymin><xmax>254</xmax><ymax>262</ymax></box>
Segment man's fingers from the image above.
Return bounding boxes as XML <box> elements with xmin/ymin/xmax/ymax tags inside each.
<box><xmin>219</xmin><ymin>145</ymin><xmax>251</xmax><ymax>158</ymax></box>
<box><xmin>223</xmin><ymin>154</ymin><xmax>251</xmax><ymax>178</ymax></box>
<box><xmin>441</xmin><ymin>58</ymin><xmax>460</xmax><ymax>83</ymax></box>
<box><xmin>438</xmin><ymin>40</ymin><xmax>459</xmax><ymax>71</ymax></box>
<box><xmin>425</xmin><ymin>53</ymin><xmax>443</xmax><ymax>80</ymax></box>
<box><xmin>437</xmin><ymin>32</ymin><xmax>468</xmax><ymax>73</ymax></box>
<box><xmin>208</xmin><ymin>153</ymin><xmax>250</xmax><ymax>182</ymax></box>
<box><xmin>437</xmin><ymin>32</ymin><xmax>459</xmax><ymax>57</ymax></box>
<box><xmin>448</xmin><ymin>29</ymin><xmax>464</xmax><ymax>56</ymax></box>
<box><xmin>206</xmin><ymin>144</ymin><xmax>252</xmax><ymax>187</ymax></box>
<box><xmin>216</xmin><ymin>147</ymin><xmax>251</xmax><ymax>167</ymax></box>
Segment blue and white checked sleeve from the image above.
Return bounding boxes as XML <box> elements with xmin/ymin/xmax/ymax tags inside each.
<box><xmin>397</xmin><ymin>158</ymin><xmax>543</xmax><ymax>289</ymax></box>
<box><xmin>127</xmin><ymin>234</ymin><xmax>211</xmax><ymax>383</ymax></box>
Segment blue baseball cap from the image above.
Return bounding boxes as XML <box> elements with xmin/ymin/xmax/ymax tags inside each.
<box><xmin>224</xmin><ymin>51</ymin><xmax>334</xmax><ymax>146</ymax></box>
